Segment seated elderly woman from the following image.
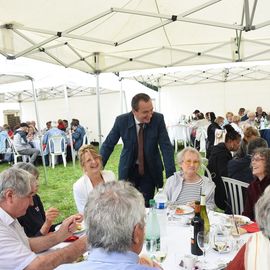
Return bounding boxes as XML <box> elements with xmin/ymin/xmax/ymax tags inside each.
<box><xmin>227</xmin><ymin>186</ymin><xmax>270</xmax><ymax>270</ymax></box>
<box><xmin>243</xmin><ymin>147</ymin><xmax>270</xmax><ymax>221</ymax></box>
<box><xmin>164</xmin><ymin>147</ymin><xmax>215</xmax><ymax>209</ymax></box>
<box><xmin>14</xmin><ymin>162</ymin><xmax>60</xmax><ymax>237</ymax></box>
<box><xmin>73</xmin><ymin>144</ymin><xmax>116</xmax><ymax>214</ymax></box>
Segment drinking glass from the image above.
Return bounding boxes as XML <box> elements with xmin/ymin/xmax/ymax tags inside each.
<box><xmin>197</xmin><ymin>231</ymin><xmax>211</xmax><ymax>257</ymax></box>
<box><xmin>213</xmin><ymin>230</ymin><xmax>229</xmax><ymax>253</ymax></box>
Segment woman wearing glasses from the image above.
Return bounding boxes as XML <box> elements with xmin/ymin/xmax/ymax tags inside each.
<box><xmin>243</xmin><ymin>147</ymin><xmax>270</xmax><ymax>221</ymax></box>
<box><xmin>164</xmin><ymin>147</ymin><xmax>216</xmax><ymax>209</ymax></box>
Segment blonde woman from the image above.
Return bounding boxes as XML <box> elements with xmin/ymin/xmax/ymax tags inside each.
<box><xmin>73</xmin><ymin>145</ymin><xmax>116</xmax><ymax>213</ymax></box>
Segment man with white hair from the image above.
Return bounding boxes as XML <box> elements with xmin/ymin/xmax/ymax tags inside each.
<box><xmin>56</xmin><ymin>181</ymin><xmax>161</xmax><ymax>270</ymax></box>
<box><xmin>0</xmin><ymin>168</ymin><xmax>87</xmax><ymax>270</ymax></box>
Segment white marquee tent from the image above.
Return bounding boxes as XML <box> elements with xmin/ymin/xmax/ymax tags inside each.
<box><xmin>1</xmin><ymin>0</ymin><xmax>270</xmax><ymax>129</ymax></box>
<box><xmin>0</xmin><ymin>0</ymin><xmax>270</xmax><ymax>73</ymax></box>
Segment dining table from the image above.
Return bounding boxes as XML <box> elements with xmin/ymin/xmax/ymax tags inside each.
<box><xmin>48</xmin><ymin>210</ymin><xmax>253</xmax><ymax>270</ymax></box>
<box><xmin>144</xmin><ymin>210</ymin><xmax>252</xmax><ymax>270</ymax></box>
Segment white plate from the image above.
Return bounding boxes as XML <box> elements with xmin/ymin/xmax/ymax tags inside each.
<box><xmin>232</xmin><ymin>215</ymin><xmax>251</xmax><ymax>226</ymax></box>
<box><xmin>173</xmin><ymin>205</ymin><xmax>194</xmax><ymax>216</ymax></box>
<box><xmin>55</xmin><ymin>223</ymin><xmax>85</xmax><ymax>235</ymax></box>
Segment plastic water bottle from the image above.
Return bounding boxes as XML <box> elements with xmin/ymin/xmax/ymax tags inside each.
<box><xmin>145</xmin><ymin>199</ymin><xmax>160</xmax><ymax>253</ymax></box>
<box><xmin>154</xmin><ymin>188</ymin><xmax>167</xmax><ymax>236</ymax></box>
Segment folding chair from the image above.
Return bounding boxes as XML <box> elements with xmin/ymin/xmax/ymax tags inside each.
<box><xmin>221</xmin><ymin>176</ymin><xmax>249</xmax><ymax>215</ymax></box>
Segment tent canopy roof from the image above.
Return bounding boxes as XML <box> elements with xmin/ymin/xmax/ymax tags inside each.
<box><xmin>1</xmin><ymin>0</ymin><xmax>270</xmax><ymax>73</ymax></box>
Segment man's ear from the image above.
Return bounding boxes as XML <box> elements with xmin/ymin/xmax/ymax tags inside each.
<box><xmin>5</xmin><ymin>189</ymin><xmax>14</xmax><ymax>203</ymax></box>
<box><xmin>132</xmin><ymin>224</ymin><xmax>140</xmax><ymax>244</ymax></box>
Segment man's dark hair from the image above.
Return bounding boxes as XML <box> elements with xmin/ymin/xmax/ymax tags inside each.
<box><xmin>71</xmin><ymin>119</ymin><xmax>80</xmax><ymax>127</ymax></box>
<box><xmin>20</xmin><ymin>122</ymin><xmax>29</xmax><ymax>128</ymax></box>
<box><xmin>247</xmin><ymin>138</ymin><xmax>268</xmax><ymax>155</ymax></box>
<box><xmin>131</xmin><ymin>93</ymin><xmax>151</xmax><ymax>111</ymax></box>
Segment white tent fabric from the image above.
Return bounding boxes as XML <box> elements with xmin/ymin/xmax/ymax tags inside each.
<box><xmin>0</xmin><ymin>0</ymin><xmax>270</xmax><ymax>73</ymax></box>
<box><xmin>120</xmin><ymin>61</ymin><xmax>270</xmax><ymax>88</ymax></box>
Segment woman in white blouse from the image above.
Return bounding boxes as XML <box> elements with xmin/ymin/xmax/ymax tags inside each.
<box><xmin>73</xmin><ymin>144</ymin><xmax>116</xmax><ymax>213</ymax></box>
<box><xmin>164</xmin><ymin>147</ymin><xmax>215</xmax><ymax>209</ymax></box>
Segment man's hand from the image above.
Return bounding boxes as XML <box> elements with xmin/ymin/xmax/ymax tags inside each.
<box><xmin>56</xmin><ymin>214</ymin><xmax>84</xmax><ymax>241</ymax></box>
<box><xmin>139</xmin><ymin>254</ymin><xmax>163</xmax><ymax>269</ymax></box>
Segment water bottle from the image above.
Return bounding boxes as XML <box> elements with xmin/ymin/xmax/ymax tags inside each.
<box><xmin>154</xmin><ymin>188</ymin><xmax>167</xmax><ymax>236</ymax></box>
<box><xmin>145</xmin><ymin>199</ymin><xmax>160</xmax><ymax>253</ymax></box>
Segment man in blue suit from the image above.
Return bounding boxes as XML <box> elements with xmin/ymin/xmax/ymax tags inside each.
<box><xmin>100</xmin><ymin>93</ymin><xmax>176</xmax><ymax>206</ymax></box>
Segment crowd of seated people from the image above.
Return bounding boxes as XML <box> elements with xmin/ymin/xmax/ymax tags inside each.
<box><xmin>0</xmin><ymin>117</ymin><xmax>89</xmax><ymax>166</ymax></box>
<box><xmin>1</xmin><ymin>103</ymin><xmax>270</xmax><ymax>269</ymax></box>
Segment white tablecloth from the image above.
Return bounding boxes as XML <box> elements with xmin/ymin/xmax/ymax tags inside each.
<box><xmin>153</xmin><ymin>211</ymin><xmax>250</xmax><ymax>270</ymax></box>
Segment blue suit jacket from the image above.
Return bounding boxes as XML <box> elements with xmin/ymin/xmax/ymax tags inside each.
<box><xmin>100</xmin><ymin>112</ymin><xmax>176</xmax><ymax>187</ymax></box>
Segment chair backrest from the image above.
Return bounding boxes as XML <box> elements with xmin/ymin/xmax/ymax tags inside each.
<box><xmin>6</xmin><ymin>137</ymin><xmax>20</xmax><ymax>155</ymax></box>
<box><xmin>195</xmin><ymin>127</ymin><xmax>208</xmax><ymax>152</ymax></box>
<box><xmin>201</xmin><ymin>158</ymin><xmax>213</xmax><ymax>181</ymax></box>
<box><xmin>214</xmin><ymin>129</ymin><xmax>226</xmax><ymax>145</ymax></box>
<box><xmin>48</xmin><ymin>136</ymin><xmax>65</xmax><ymax>154</ymax></box>
<box><xmin>221</xmin><ymin>176</ymin><xmax>249</xmax><ymax>215</ymax></box>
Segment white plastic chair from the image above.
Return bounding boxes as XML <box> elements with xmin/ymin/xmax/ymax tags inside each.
<box><xmin>48</xmin><ymin>136</ymin><xmax>66</xmax><ymax>168</ymax></box>
<box><xmin>174</xmin><ymin>124</ymin><xmax>190</xmax><ymax>152</ymax></box>
<box><xmin>7</xmin><ymin>137</ymin><xmax>30</xmax><ymax>164</ymax></box>
<box><xmin>221</xmin><ymin>176</ymin><xmax>249</xmax><ymax>215</ymax></box>
<box><xmin>194</xmin><ymin>127</ymin><xmax>208</xmax><ymax>152</ymax></box>
<box><xmin>200</xmin><ymin>157</ymin><xmax>213</xmax><ymax>182</ymax></box>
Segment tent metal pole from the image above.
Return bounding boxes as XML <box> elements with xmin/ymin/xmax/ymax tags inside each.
<box><xmin>63</xmin><ymin>86</ymin><xmax>75</xmax><ymax>169</ymax></box>
<box><xmin>29</xmin><ymin>77</ymin><xmax>48</xmax><ymax>185</ymax></box>
<box><xmin>120</xmin><ymin>77</ymin><xmax>123</xmax><ymax>114</ymax></box>
<box><xmin>94</xmin><ymin>52</ymin><xmax>102</xmax><ymax>147</ymax></box>
<box><xmin>96</xmin><ymin>72</ymin><xmax>102</xmax><ymax>146</ymax></box>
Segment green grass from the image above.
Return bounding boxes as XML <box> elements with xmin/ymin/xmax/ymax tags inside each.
<box><xmin>0</xmin><ymin>144</ymin><xmax>122</xmax><ymax>223</ymax></box>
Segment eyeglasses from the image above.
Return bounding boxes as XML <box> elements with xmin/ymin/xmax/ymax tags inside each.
<box><xmin>251</xmin><ymin>156</ymin><xmax>265</xmax><ymax>162</ymax></box>
<box><xmin>183</xmin><ymin>160</ymin><xmax>200</xmax><ymax>166</ymax></box>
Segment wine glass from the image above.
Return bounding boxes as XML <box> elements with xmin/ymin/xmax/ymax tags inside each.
<box><xmin>213</xmin><ymin>230</ymin><xmax>229</xmax><ymax>253</ymax></box>
<box><xmin>197</xmin><ymin>231</ymin><xmax>211</xmax><ymax>258</ymax></box>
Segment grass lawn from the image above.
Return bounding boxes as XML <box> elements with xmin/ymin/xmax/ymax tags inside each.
<box><xmin>0</xmin><ymin>144</ymin><xmax>122</xmax><ymax>223</ymax></box>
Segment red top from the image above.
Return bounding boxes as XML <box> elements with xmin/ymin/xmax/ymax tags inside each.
<box><xmin>243</xmin><ymin>176</ymin><xmax>270</xmax><ymax>221</ymax></box>
<box><xmin>226</xmin><ymin>244</ymin><xmax>246</xmax><ymax>270</ymax></box>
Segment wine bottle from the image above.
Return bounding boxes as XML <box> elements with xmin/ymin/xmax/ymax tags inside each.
<box><xmin>145</xmin><ymin>199</ymin><xmax>160</xmax><ymax>253</ymax></box>
<box><xmin>191</xmin><ymin>201</ymin><xmax>203</xmax><ymax>256</ymax></box>
<box><xmin>200</xmin><ymin>194</ymin><xmax>210</xmax><ymax>234</ymax></box>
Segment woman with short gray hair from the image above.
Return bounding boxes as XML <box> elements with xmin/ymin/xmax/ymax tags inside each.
<box><xmin>243</xmin><ymin>147</ymin><xmax>270</xmax><ymax>220</ymax></box>
<box><xmin>227</xmin><ymin>186</ymin><xmax>270</xmax><ymax>270</ymax></box>
<box><xmin>164</xmin><ymin>147</ymin><xmax>215</xmax><ymax>209</ymax></box>
<box><xmin>14</xmin><ymin>162</ymin><xmax>60</xmax><ymax>237</ymax></box>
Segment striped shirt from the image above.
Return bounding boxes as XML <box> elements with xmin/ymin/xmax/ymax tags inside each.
<box><xmin>176</xmin><ymin>178</ymin><xmax>203</xmax><ymax>205</ymax></box>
